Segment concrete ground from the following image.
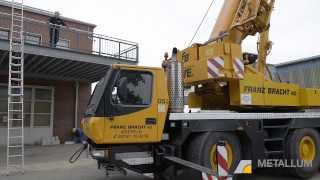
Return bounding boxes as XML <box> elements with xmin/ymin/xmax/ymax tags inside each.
<box><xmin>0</xmin><ymin>145</ymin><xmax>319</xmax><ymax>180</ymax></box>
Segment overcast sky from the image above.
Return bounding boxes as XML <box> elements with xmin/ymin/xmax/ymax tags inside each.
<box><xmin>25</xmin><ymin>0</ymin><xmax>320</xmax><ymax>67</ymax></box>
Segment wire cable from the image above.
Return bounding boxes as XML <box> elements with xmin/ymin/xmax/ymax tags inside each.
<box><xmin>69</xmin><ymin>144</ymin><xmax>87</xmax><ymax>163</ymax></box>
<box><xmin>188</xmin><ymin>0</ymin><xmax>215</xmax><ymax>46</ymax></box>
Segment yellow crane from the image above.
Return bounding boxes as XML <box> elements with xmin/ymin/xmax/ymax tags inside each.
<box><xmin>81</xmin><ymin>0</ymin><xmax>320</xmax><ymax>179</ymax></box>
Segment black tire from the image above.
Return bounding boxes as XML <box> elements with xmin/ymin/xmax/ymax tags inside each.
<box><xmin>186</xmin><ymin>132</ymin><xmax>242</xmax><ymax>173</ymax></box>
<box><xmin>285</xmin><ymin>128</ymin><xmax>320</xmax><ymax>179</ymax></box>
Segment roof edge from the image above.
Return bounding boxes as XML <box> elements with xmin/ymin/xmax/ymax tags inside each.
<box><xmin>0</xmin><ymin>0</ymin><xmax>96</xmax><ymax>28</ymax></box>
<box><xmin>276</xmin><ymin>55</ymin><xmax>320</xmax><ymax>67</ymax></box>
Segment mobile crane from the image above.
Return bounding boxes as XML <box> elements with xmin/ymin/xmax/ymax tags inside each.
<box><xmin>81</xmin><ymin>0</ymin><xmax>320</xmax><ymax>179</ymax></box>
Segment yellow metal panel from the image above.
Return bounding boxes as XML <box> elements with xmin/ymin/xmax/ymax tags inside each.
<box><xmin>82</xmin><ymin>117</ymin><xmax>105</xmax><ymax>144</ymax></box>
<box><xmin>237</xmin><ymin>74</ymin><xmax>265</xmax><ymax>106</ymax></box>
<box><xmin>263</xmin><ymin>81</ymin><xmax>300</xmax><ymax>106</ymax></box>
<box><xmin>236</xmin><ymin>75</ymin><xmax>300</xmax><ymax>106</ymax></box>
<box><xmin>83</xmin><ymin>67</ymin><xmax>169</xmax><ymax>145</ymax></box>
<box><xmin>300</xmin><ymin>89</ymin><xmax>320</xmax><ymax>107</ymax></box>
<box><xmin>188</xmin><ymin>92</ymin><xmax>203</xmax><ymax>108</ymax></box>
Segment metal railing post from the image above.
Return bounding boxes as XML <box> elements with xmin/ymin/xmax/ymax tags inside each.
<box><xmin>98</xmin><ymin>37</ymin><xmax>101</xmax><ymax>56</ymax></box>
<box><xmin>118</xmin><ymin>42</ymin><xmax>121</xmax><ymax>59</ymax></box>
<box><xmin>136</xmin><ymin>45</ymin><xmax>139</xmax><ymax>63</ymax></box>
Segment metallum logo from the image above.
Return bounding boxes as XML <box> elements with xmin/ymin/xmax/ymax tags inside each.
<box><xmin>257</xmin><ymin>159</ymin><xmax>313</xmax><ymax>168</ymax></box>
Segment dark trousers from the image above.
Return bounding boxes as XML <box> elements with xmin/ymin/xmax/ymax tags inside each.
<box><xmin>49</xmin><ymin>27</ymin><xmax>60</xmax><ymax>48</ymax></box>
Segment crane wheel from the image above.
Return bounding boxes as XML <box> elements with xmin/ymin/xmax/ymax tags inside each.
<box><xmin>285</xmin><ymin>128</ymin><xmax>320</xmax><ymax>178</ymax></box>
<box><xmin>186</xmin><ymin>132</ymin><xmax>241</xmax><ymax>174</ymax></box>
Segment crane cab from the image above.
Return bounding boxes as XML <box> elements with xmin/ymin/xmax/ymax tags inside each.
<box><xmin>82</xmin><ymin>64</ymin><xmax>169</xmax><ymax>145</ymax></box>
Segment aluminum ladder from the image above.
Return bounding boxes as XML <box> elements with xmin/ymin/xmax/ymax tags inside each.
<box><xmin>6</xmin><ymin>0</ymin><xmax>24</xmax><ymax>174</ymax></box>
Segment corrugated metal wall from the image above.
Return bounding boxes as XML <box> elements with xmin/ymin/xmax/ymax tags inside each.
<box><xmin>276</xmin><ymin>56</ymin><xmax>320</xmax><ymax>88</ymax></box>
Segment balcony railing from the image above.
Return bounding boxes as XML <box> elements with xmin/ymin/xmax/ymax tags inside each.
<box><xmin>0</xmin><ymin>12</ymin><xmax>139</xmax><ymax>63</ymax></box>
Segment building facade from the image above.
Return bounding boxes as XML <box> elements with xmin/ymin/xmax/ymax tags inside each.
<box><xmin>276</xmin><ymin>55</ymin><xmax>320</xmax><ymax>88</ymax></box>
<box><xmin>0</xmin><ymin>1</ymin><xmax>138</xmax><ymax>145</ymax></box>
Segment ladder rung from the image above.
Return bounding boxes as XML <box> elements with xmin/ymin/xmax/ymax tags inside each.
<box><xmin>12</xmin><ymin>24</ymin><xmax>22</xmax><ymax>28</ymax></box>
<box><xmin>8</xmin><ymin>136</ymin><xmax>23</xmax><ymax>139</ymax></box>
<box><xmin>9</xmin><ymin>101</ymin><xmax>23</xmax><ymax>104</ymax></box>
<box><xmin>8</xmin><ymin>145</ymin><xmax>23</xmax><ymax>148</ymax></box>
<box><xmin>9</xmin><ymin>93</ymin><xmax>23</xmax><ymax>96</ymax></box>
<box><xmin>11</xmin><ymin>71</ymin><xmax>22</xmax><ymax>74</ymax></box>
<box><xmin>13</xmin><ymin>17</ymin><xmax>22</xmax><ymax>22</ymax></box>
<box><xmin>10</xmin><ymin>85</ymin><xmax>22</xmax><ymax>88</ymax></box>
<box><xmin>10</xmin><ymin>62</ymin><xmax>22</xmax><ymax>66</ymax></box>
<box><xmin>8</xmin><ymin>154</ymin><xmax>23</xmax><ymax>158</ymax></box>
<box><xmin>12</xmin><ymin>30</ymin><xmax>22</xmax><ymax>33</ymax></box>
<box><xmin>8</xmin><ymin>118</ymin><xmax>23</xmax><ymax>121</ymax></box>
<box><xmin>13</xmin><ymin>13</ymin><xmax>22</xmax><ymax>17</ymax></box>
<box><xmin>12</xmin><ymin>41</ymin><xmax>21</xmax><ymax>46</ymax></box>
<box><xmin>7</xmin><ymin>163</ymin><xmax>23</xmax><ymax>167</ymax></box>
<box><xmin>10</xmin><ymin>78</ymin><xmax>22</xmax><ymax>81</ymax></box>
<box><xmin>12</xmin><ymin>55</ymin><xmax>22</xmax><ymax>59</ymax></box>
<box><xmin>12</xmin><ymin>36</ymin><xmax>22</xmax><ymax>40</ymax></box>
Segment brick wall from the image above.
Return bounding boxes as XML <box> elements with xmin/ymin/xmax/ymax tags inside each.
<box><xmin>0</xmin><ymin>75</ymin><xmax>91</xmax><ymax>143</ymax></box>
<box><xmin>0</xmin><ymin>5</ymin><xmax>95</xmax><ymax>52</ymax></box>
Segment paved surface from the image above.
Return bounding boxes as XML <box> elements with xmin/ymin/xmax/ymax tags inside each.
<box><xmin>0</xmin><ymin>145</ymin><xmax>319</xmax><ymax>180</ymax></box>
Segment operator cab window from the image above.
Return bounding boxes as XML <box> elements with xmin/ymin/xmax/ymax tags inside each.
<box><xmin>112</xmin><ymin>70</ymin><xmax>152</xmax><ymax>106</ymax></box>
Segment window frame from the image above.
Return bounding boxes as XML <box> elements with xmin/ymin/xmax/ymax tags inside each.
<box><xmin>0</xmin><ymin>84</ymin><xmax>54</xmax><ymax>129</ymax></box>
<box><xmin>110</xmin><ymin>70</ymin><xmax>154</xmax><ymax>108</ymax></box>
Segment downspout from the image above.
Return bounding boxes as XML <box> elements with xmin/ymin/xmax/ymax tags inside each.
<box><xmin>74</xmin><ymin>82</ymin><xmax>79</xmax><ymax>129</ymax></box>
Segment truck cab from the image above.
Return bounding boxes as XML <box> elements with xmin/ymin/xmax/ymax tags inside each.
<box><xmin>82</xmin><ymin>64</ymin><xmax>169</xmax><ymax>145</ymax></box>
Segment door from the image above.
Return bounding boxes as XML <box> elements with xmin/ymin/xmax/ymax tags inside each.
<box><xmin>103</xmin><ymin>69</ymin><xmax>159</xmax><ymax>144</ymax></box>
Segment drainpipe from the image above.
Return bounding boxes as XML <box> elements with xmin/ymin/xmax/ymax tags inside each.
<box><xmin>74</xmin><ymin>82</ymin><xmax>79</xmax><ymax>129</ymax></box>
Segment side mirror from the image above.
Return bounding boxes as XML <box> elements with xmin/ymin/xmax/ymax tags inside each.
<box><xmin>111</xmin><ymin>86</ymin><xmax>119</xmax><ymax>104</ymax></box>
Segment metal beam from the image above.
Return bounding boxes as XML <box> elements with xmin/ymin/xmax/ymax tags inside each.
<box><xmin>53</xmin><ymin>61</ymin><xmax>82</xmax><ymax>75</ymax></box>
<box><xmin>47</xmin><ymin>60</ymin><xmax>74</xmax><ymax>74</ymax></box>
<box><xmin>27</xmin><ymin>56</ymin><xmax>48</xmax><ymax>72</ymax></box>
<box><xmin>24</xmin><ymin>55</ymin><xmax>39</xmax><ymax>70</ymax></box>
<box><xmin>33</xmin><ymin>58</ymin><xmax>56</xmax><ymax>73</ymax></box>
<box><xmin>76</xmin><ymin>65</ymin><xmax>105</xmax><ymax>79</ymax></box>
<box><xmin>0</xmin><ymin>71</ymin><xmax>90</xmax><ymax>82</ymax></box>
<box><xmin>41</xmin><ymin>59</ymin><xmax>65</xmax><ymax>74</ymax></box>
<box><xmin>79</xmin><ymin>66</ymin><xmax>108</xmax><ymax>81</ymax></box>
<box><xmin>66</xmin><ymin>63</ymin><xmax>101</xmax><ymax>78</ymax></box>
<box><xmin>60</xmin><ymin>62</ymin><xmax>92</xmax><ymax>77</ymax></box>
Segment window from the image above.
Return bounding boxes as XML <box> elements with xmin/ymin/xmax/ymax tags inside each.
<box><xmin>24</xmin><ymin>33</ymin><xmax>41</xmax><ymax>45</ymax></box>
<box><xmin>0</xmin><ymin>85</ymin><xmax>53</xmax><ymax>128</ymax></box>
<box><xmin>113</xmin><ymin>71</ymin><xmax>152</xmax><ymax>106</ymax></box>
<box><xmin>34</xmin><ymin>88</ymin><xmax>52</xmax><ymax>127</ymax></box>
<box><xmin>0</xmin><ymin>29</ymin><xmax>9</xmax><ymax>40</ymax></box>
<box><xmin>56</xmin><ymin>39</ymin><xmax>70</xmax><ymax>49</ymax></box>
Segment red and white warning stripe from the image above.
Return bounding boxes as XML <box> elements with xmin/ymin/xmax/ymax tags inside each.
<box><xmin>202</xmin><ymin>143</ymin><xmax>232</xmax><ymax>180</ymax></box>
<box><xmin>202</xmin><ymin>172</ymin><xmax>218</xmax><ymax>180</ymax></box>
<box><xmin>208</xmin><ymin>57</ymin><xmax>225</xmax><ymax>78</ymax></box>
<box><xmin>217</xmin><ymin>144</ymin><xmax>230</xmax><ymax>178</ymax></box>
<box><xmin>233</xmin><ymin>58</ymin><xmax>244</xmax><ymax>79</ymax></box>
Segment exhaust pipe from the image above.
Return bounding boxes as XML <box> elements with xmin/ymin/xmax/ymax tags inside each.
<box><xmin>166</xmin><ymin>48</ymin><xmax>184</xmax><ymax>113</ymax></box>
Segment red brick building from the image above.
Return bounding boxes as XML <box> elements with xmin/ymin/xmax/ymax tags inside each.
<box><xmin>0</xmin><ymin>1</ymin><xmax>138</xmax><ymax>145</ymax></box>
